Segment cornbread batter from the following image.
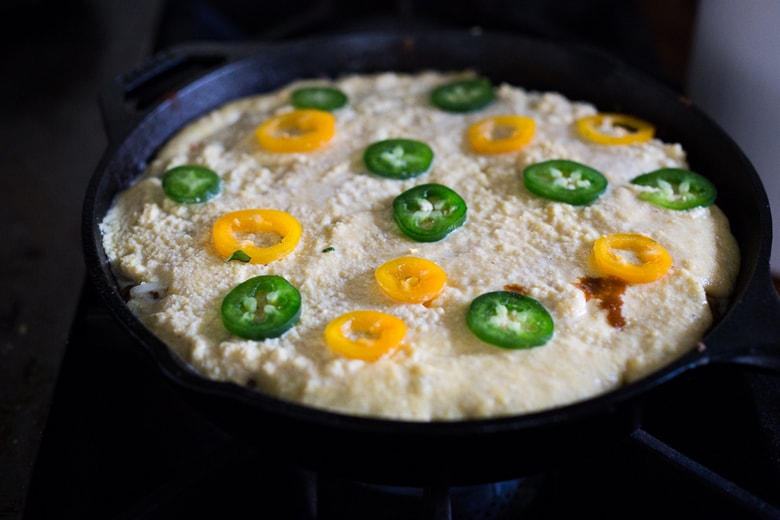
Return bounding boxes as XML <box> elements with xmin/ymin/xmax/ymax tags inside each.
<box><xmin>100</xmin><ymin>71</ymin><xmax>739</xmax><ymax>420</ymax></box>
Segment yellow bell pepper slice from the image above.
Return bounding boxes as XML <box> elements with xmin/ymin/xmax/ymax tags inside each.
<box><xmin>324</xmin><ymin>310</ymin><xmax>406</xmax><ymax>361</ymax></box>
<box><xmin>375</xmin><ymin>257</ymin><xmax>447</xmax><ymax>304</ymax></box>
<box><xmin>212</xmin><ymin>209</ymin><xmax>302</xmax><ymax>264</ymax></box>
<box><xmin>467</xmin><ymin>115</ymin><xmax>535</xmax><ymax>154</ymax></box>
<box><xmin>255</xmin><ymin>109</ymin><xmax>335</xmax><ymax>153</ymax></box>
<box><xmin>576</xmin><ymin>113</ymin><xmax>655</xmax><ymax>145</ymax></box>
<box><xmin>593</xmin><ymin>233</ymin><xmax>672</xmax><ymax>284</ymax></box>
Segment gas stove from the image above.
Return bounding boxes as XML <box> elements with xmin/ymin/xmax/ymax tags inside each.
<box><xmin>23</xmin><ymin>2</ymin><xmax>780</xmax><ymax>518</ymax></box>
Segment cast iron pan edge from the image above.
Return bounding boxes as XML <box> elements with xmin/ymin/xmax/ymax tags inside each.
<box><xmin>82</xmin><ymin>30</ymin><xmax>780</xmax><ymax>485</ymax></box>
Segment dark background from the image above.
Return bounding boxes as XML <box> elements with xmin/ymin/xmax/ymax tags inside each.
<box><xmin>0</xmin><ymin>0</ymin><xmax>713</xmax><ymax>517</ymax></box>
<box><xmin>1</xmin><ymin>2</ymin><xmax>163</xmax><ymax>518</ymax></box>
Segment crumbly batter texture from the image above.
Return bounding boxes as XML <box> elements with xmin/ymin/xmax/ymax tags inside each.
<box><xmin>100</xmin><ymin>71</ymin><xmax>740</xmax><ymax>420</ymax></box>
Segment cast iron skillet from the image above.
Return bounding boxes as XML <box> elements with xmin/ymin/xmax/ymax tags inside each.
<box><xmin>83</xmin><ymin>31</ymin><xmax>780</xmax><ymax>486</ymax></box>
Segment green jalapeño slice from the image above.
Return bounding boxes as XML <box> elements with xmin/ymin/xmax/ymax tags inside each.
<box><xmin>290</xmin><ymin>86</ymin><xmax>348</xmax><ymax>111</ymax></box>
<box><xmin>364</xmin><ymin>138</ymin><xmax>434</xmax><ymax>179</ymax></box>
<box><xmin>467</xmin><ymin>291</ymin><xmax>554</xmax><ymax>349</ymax></box>
<box><xmin>221</xmin><ymin>275</ymin><xmax>301</xmax><ymax>340</ymax></box>
<box><xmin>523</xmin><ymin>159</ymin><xmax>608</xmax><ymax>205</ymax></box>
<box><xmin>393</xmin><ymin>183</ymin><xmax>467</xmax><ymax>242</ymax></box>
<box><xmin>630</xmin><ymin>168</ymin><xmax>717</xmax><ymax>210</ymax></box>
<box><xmin>431</xmin><ymin>77</ymin><xmax>495</xmax><ymax>113</ymax></box>
<box><xmin>162</xmin><ymin>165</ymin><xmax>222</xmax><ymax>204</ymax></box>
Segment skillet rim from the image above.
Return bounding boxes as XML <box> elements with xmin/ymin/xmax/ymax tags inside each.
<box><xmin>81</xmin><ymin>30</ymin><xmax>779</xmax><ymax>480</ymax></box>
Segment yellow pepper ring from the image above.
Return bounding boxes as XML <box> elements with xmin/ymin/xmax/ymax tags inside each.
<box><xmin>255</xmin><ymin>109</ymin><xmax>336</xmax><ymax>153</ymax></box>
<box><xmin>593</xmin><ymin>233</ymin><xmax>672</xmax><ymax>284</ymax></box>
<box><xmin>375</xmin><ymin>256</ymin><xmax>447</xmax><ymax>304</ymax></box>
<box><xmin>324</xmin><ymin>310</ymin><xmax>406</xmax><ymax>361</ymax></box>
<box><xmin>576</xmin><ymin>113</ymin><xmax>655</xmax><ymax>145</ymax></box>
<box><xmin>212</xmin><ymin>209</ymin><xmax>302</xmax><ymax>264</ymax></box>
<box><xmin>467</xmin><ymin>115</ymin><xmax>536</xmax><ymax>154</ymax></box>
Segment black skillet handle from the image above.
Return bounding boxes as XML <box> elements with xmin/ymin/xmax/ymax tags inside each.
<box><xmin>97</xmin><ymin>42</ymin><xmax>263</xmax><ymax>146</ymax></box>
<box><xmin>705</xmin><ymin>267</ymin><xmax>780</xmax><ymax>372</ymax></box>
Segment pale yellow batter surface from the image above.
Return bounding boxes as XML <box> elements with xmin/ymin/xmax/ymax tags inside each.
<box><xmin>100</xmin><ymin>71</ymin><xmax>740</xmax><ymax>420</ymax></box>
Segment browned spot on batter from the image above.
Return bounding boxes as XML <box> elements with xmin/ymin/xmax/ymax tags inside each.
<box><xmin>503</xmin><ymin>284</ymin><xmax>529</xmax><ymax>295</ymax></box>
<box><xmin>574</xmin><ymin>276</ymin><xmax>628</xmax><ymax>329</ymax></box>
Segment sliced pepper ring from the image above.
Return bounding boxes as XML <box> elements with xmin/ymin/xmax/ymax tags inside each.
<box><xmin>212</xmin><ymin>209</ymin><xmax>302</xmax><ymax>264</ymax></box>
<box><xmin>576</xmin><ymin>113</ymin><xmax>655</xmax><ymax>145</ymax></box>
<box><xmin>467</xmin><ymin>115</ymin><xmax>536</xmax><ymax>154</ymax></box>
<box><xmin>363</xmin><ymin>138</ymin><xmax>434</xmax><ymax>179</ymax></box>
<box><xmin>375</xmin><ymin>257</ymin><xmax>447</xmax><ymax>304</ymax></box>
<box><xmin>255</xmin><ymin>109</ymin><xmax>336</xmax><ymax>153</ymax></box>
<box><xmin>466</xmin><ymin>291</ymin><xmax>554</xmax><ymax>349</ymax></box>
<box><xmin>290</xmin><ymin>86</ymin><xmax>348</xmax><ymax>111</ymax></box>
<box><xmin>162</xmin><ymin>165</ymin><xmax>222</xmax><ymax>204</ymax></box>
<box><xmin>630</xmin><ymin>168</ymin><xmax>717</xmax><ymax>210</ymax></box>
<box><xmin>221</xmin><ymin>275</ymin><xmax>302</xmax><ymax>340</ymax></box>
<box><xmin>392</xmin><ymin>183</ymin><xmax>467</xmax><ymax>242</ymax></box>
<box><xmin>523</xmin><ymin>159</ymin><xmax>608</xmax><ymax>205</ymax></box>
<box><xmin>593</xmin><ymin>233</ymin><xmax>672</xmax><ymax>284</ymax></box>
<box><xmin>324</xmin><ymin>310</ymin><xmax>406</xmax><ymax>361</ymax></box>
<box><xmin>430</xmin><ymin>77</ymin><xmax>495</xmax><ymax>113</ymax></box>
